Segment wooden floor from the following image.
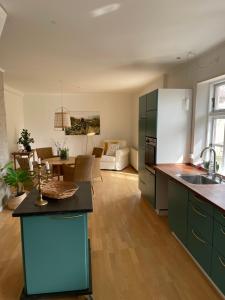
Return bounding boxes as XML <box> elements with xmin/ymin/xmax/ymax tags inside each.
<box><xmin>0</xmin><ymin>168</ymin><xmax>223</xmax><ymax>300</ymax></box>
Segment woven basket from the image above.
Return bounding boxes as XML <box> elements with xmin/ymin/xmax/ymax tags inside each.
<box><xmin>7</xmin><ymin>192</ymin><xmax>27</xmax><ymax>210</ymax></box>
<box><xmin>42</xmin><ymin>181</ymin><xmax>79</xmax><ymax>200</ymax></box>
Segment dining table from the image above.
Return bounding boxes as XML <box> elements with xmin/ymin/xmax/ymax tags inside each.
<box><xmin>43</xmin><ymin>156</ymin><xmax>76</xmax><ymax>180</ymax></box>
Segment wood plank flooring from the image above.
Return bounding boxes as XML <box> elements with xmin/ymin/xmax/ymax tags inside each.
<box><xmin>0</xmin><ymin>168</ymin><xmax>223</xmax><ymax>300</ymax></box>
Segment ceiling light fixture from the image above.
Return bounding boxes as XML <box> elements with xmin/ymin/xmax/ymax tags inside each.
<box><xmin>91</xmin><ymin>3</ymin><xmax>121</xmax><ymax>18</ymax></box>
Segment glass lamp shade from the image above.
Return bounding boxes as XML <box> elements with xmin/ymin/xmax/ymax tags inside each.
<box><xmin>54</xmin><ymin>107</ymin><xmax>71</xmax><ymax>129</ymax></box>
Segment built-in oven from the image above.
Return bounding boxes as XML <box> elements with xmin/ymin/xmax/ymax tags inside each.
<box><xmin>145</xmin><ymin>136</ymin><xmax>157</xmax><ymax>174</ymax></box>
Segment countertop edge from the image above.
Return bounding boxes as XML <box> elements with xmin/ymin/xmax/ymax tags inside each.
<box><xmin>154</xmin><ymin>164</ymin><xmax>225</xmax><ymax>213</ymax></box>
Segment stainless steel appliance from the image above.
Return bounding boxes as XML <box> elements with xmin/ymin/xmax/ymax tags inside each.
<box><xmin>145</xmin><ymin>136</ymin><xmax>157</xmax><ymax>173</ymax></box>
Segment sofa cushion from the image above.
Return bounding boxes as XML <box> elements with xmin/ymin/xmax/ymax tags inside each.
<box><xmin>101</xmin><ymin>155</ymin><xmax>116</xmax><ymax>162</ymax></box>
<box><xmin>106</xmin><ymin>143</ymin><xmax>120</xmax><ymax>156</ymax></box>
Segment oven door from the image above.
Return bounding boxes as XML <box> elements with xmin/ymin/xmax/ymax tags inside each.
<box><xmin>145</xmin><ymin>137</ymin><xmax>156</xmax><ymax>172</ymax></box>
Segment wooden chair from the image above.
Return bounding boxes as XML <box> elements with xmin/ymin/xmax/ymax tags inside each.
<box><xmin>63</xmin><ymin>155</ymin><xmax>94</xmax><ymax>191</ymax></box>
<box><xmin>92</xmin><ymin>147</ymin><xmax>104</xmax><ymax>182</ymax></box>
<box><xmin>36</xmin><ymin>147</ymin><xmax>54</xmax><ymax>160</ymax></box>
<box><xmin>36</xmin><ymin>147</ymin><xmax>59</xmax><ymax>177</ymax></box>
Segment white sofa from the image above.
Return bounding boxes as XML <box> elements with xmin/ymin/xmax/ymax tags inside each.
<box><xmin>100</xmin><ymin>140</ymin><xmax>130</xmax><ymax>171</ymax></box>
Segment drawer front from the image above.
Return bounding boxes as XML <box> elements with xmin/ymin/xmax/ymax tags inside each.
<box><xmin>187</xmin><ymin>225</ymin><xmax>212</xmax><ymax>274</ymax></box>
<box><xmin>22</xmin><ymin>214</ymin><xmax>89</xmax><ymax>295</ymax></box>
<box><xmin>188</xmin><ymin>203</ymin><xmax>213</xmax><ymax>244</ymax></box>
<box><xmin>214</xmin><ymin>208</ymin><xmax>225</xmax><ymax>227</ymax></box>
<box><xmin>189</xmin><ymin>193</ymin><xmax>214</xmax><ymax>216</ymax></box>
<box><xmin>211</xmin><ymin>249</ymin><xmax>225</xmax><ymax>295</ymax></box>
<box><xmin>213</xmin><ymin>221</ymin><xmax>225</xmax><ymax>254</ymax></box>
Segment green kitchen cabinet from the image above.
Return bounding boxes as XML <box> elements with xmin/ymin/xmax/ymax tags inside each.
<box><xmin>146</xmin><ymin>90</ymin><xmax>158</xmax><ymax>111</ymax></box>
<box><xmin>138</xmin><ymin>118</ymin><xmax>146</xmax><ymax>149</ymax></box>
<box><xmin>168</xmin><ymin>180</ymin><xmax>189</xmax><ymax>245</ymax></box>
<box><xmin>139</xmin><ymin>95</ymin><xmax>147</xmax><ymax>118</ymax></box>
<box><xmin>146</xmin><ymin>110</ymin><xmax>157</xmax><ymax>138</ymax></box>
<box><xmin>211</xmin><ymin>249</ymin><xmax>225</xmax><ymax>295</ymax></box>
<box><xmin>187</xmin><ymin>224</ymin><xmax>212</xmax><ymax>274</ymax></box>
<box><xmin>145</xmin><ymin>169</ymin><xmax>156</xmax><ymax>208</ymax></box>
<box><xmin>21</xmin><ymin>213</ymin><xmax>89</xmax><ymax>295</ymax></box>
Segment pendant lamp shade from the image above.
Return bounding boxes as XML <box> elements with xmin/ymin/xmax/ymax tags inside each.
<box><xmin>54</xmin><ymin>107</ymin><xmax>71</xmax><ymax>130</ymax></box>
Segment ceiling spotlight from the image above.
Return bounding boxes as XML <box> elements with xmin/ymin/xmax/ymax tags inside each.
<box><xmin>91</xmin><ymin>3</ymin><xmax>121</xmax><ymax>18</ymax></box>
<box><xmin>176</xmin><ymin>57</ymin><xmax>181</xmax><ymax>60</ymax></box>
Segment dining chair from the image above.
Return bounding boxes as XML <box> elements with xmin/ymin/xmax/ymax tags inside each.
<box><xmin>92</xmin><ymin>147</ymin><xmax>104</xmax><ymax>182</ymax></box>
<box><xmin>63</xmin><ymin>155</ymin><xmax>95</xmax><ymax>192</ymax></box>
<box><xmin>36</xmin><ymin>147</ymin><xmax>54</xmax><ymax>160</ymax></box>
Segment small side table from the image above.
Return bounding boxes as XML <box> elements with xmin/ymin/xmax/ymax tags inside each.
<box><xmin>11</xmin><ymin>150</ymin><xmax>35</xmax><ymax>170</ymax></box>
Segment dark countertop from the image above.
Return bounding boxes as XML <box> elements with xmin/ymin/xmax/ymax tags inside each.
<box><xmin>155</xmin><ymin>164</ymin><xmax>225</xmax><ymax>213</ymax></box>
<box><xmin>13</xmin><ymin>181</ymin><xmax>93</xmax><ymax>217</ymax></box>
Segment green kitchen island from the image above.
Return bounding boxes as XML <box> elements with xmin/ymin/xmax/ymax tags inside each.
<box><xmin>13</xmin><ymin>182</ymin><xmax>93</xmax><ymax>300</ymax></box>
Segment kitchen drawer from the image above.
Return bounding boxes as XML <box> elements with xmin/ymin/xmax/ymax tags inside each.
<box><xmin>189</xmin><ymin>193</ymin><xmax>214</xmax><ymax>217</ymax></box>
<box><xmin>213</xmin><ymin>221</ymin><xmax>225</xmax><ymax>254</ymax></box>
<box><xmin>211</xmin><ymin>249</ymin><xmax>225</xmax><ymax>295</ymax></box>
<box><xmin>188</xmin><ymin>202</ymin><xmax>213</xmax><ymax>244</ymax></box>
<box><xmin>214</xmin><ymin>208</ymin><xmax>225</xmax><ymax>227</ymax></box>
<box><xmin>187</xmin><ymin>225</ymin><xmax>212</xmax><ymax>274</ymax></box>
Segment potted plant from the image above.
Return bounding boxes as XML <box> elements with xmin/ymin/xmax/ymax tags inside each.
<box><xmin>3</xmin><ymin>163</ymin><xmax>30</xmax><ymax>210</ymax></box>
<box><xmin>59</xmin><ymin>147</ymin><xmax>69</xmax><ymax>160</ymax></box>
<box><xmin>17</xmin><ymin>129</ymin><xmax>34</xmax><ymax>152</ymax></box>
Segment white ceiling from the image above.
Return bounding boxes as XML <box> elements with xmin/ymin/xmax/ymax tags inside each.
<box><xmin>0</xmin><ymin>0</ymin><xmax>225</xmax><ymax>93</ymax></box>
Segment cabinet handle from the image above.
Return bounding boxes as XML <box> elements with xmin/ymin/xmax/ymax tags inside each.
<box><xmin>220</xmin><ymin>226</ymin><xmax>225</xmax><ymax>235</ymax></box>
<box><xmin>218</xmin><ymin>256</ymin><xmax>225</xmax><ymax>268</ymax></box>
<box><xmin>192</xmin><ymin>205</ymin><xmax>207</xmax><ymax>218</ymax></box>
<box><xmin>192</xmin><ymin>229</ymin><xmax>206</xmax><ymax>244</ymax></box>
<box><xmin>220</xmin><ymin>212</ymin><xmax>225</xmax><ymax>219</ymax></box>
<box><xmin>49</xmin><ymin>215</ymin><xmax>83</xmax><ymax>220</ymax></box>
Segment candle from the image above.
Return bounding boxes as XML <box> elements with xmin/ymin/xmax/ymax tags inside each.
<box><xmin>29</xmin><ymin>159</ymin><xmax>33</xmax><ymax>171</ymax></box>
<box><xmin>45</xmin><ymin>161</ymin><xmax>50</xmax><ymax>170</ymax></box>
<box><xmin>38</xmin><ymin>158</ymin><xmax>41</xmax><ymax>165</ymax></box>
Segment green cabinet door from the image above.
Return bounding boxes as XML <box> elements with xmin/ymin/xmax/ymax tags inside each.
<box><xmin>146</xmin><ymin>90</ymin><xmax>158</xmax><ymax>111</ymax></box>
<box><xmin>187</xmin><ymin>225</ymin><xmax>212</xmax><ymax>274</ymax></box>
<box><xmin>145</xmin><ymin>170</ymin><xmax>156</xmax><ymax>208</ymax></box>
<box><xmin>211</xmin><ymin>249</ymin><xmax>225</xmax><ymax>295</ymax></box>
<box><xmin>138</xmin><ymin>118</ymin><xmax>146</xmax><ymax>148</ymax></box>
<box><xmin>146</xmin><ymin>110</ymin><xmax>157</xmax><ymax>138</ymax></box>
<box><xmin>22</xmin><ymin>213</ymin><xmax>89</xmax><ymax>295</ymax></box>
<box><xmin>139</xmin><ymin>95</ymin><xmax>146</xmax><ymax>118</ymax></box>
<box><xmin>168</xmin><ymin>180</ymin><xmax>188</xmax><ymax>245</ymax></box>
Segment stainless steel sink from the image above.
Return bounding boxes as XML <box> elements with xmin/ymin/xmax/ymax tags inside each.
<box><xmin>178</xmin><ymin>174</ymin><xmax>218</xmax><ymax>185</ymax></box>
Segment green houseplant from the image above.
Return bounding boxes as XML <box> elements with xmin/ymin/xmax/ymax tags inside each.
<box><xmin>17</xmin><ymin>129</ymin><xmax>34</xmax><ymax>151</ymax></box>
<box><xmin>3</xmin><ymin>163</ymin><xmax>30</xmax><ymax>210</ymax></box>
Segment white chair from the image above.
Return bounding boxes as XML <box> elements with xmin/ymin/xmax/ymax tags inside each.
<box><xmin>100</xmin><ymin>140</ymin><xmax>129</xmax><ymax>171</ymax></box>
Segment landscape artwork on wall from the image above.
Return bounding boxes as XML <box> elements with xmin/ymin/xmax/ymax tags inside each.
<box><xmin>65</xmin><ymin>111</ymin><xmax>100</xmax><ymax>135</ymax></box>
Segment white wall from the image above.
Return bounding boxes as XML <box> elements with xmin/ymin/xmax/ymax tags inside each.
<box><xmin>23</xmin><ymin>93</ymin><xmax>132</xmax><ymax>155</ymax></box>
<box><xmin>4</xmin><ymin>85</ymin><xmax>24</xmax><ymax>153</ymax></box>
<box><xmin>131</xmin><ymin>41</ymin><xmax>225</xmax><ymax>161</ymax></box>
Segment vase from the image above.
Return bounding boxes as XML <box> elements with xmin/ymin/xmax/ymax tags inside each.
<box><xmin>7</xmin><ymin>192</ymin><xmax>27</xmax><ymax>210</ymax></box>
<box><xmin>25</xmin><ymin>145</ymin><xmax>31</xmax><ymax>152</ymax></box>
<box><xmin>60</xmin><ymin>149</ymin><xmax>69</xmax><ymax>160</ymax></box>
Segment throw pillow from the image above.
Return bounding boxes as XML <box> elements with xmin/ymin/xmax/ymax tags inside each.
<box><xmin>106</xmin><ymin>143</ymin><xmax>120</xmax><ymax>156</ymax></box>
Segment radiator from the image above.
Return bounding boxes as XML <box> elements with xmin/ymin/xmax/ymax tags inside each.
<box><xmin>130</xmin><ymin>147</ymin><xmax>138</xmax><ymax>171</ymax></box>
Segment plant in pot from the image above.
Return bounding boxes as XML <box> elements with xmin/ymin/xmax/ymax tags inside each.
<box><xmin>3</xmin><ymin>163</ymin><xmax>31</xmax><ymax>210</ymax></box>
<box><xmin>17</xmin><ymin>129</ymin><xmax>34</xmax><ymax>152</ymax></box>
<box><xmin>59</xmin><ymin>147</ymin><xmax>69</xmax><ymax>160</ymax></box>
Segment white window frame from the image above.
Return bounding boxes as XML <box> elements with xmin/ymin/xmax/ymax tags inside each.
<box><xmin>207</xmin><ymin>81</ymin><xmax>225</xmax><ymax>172</ymax></box>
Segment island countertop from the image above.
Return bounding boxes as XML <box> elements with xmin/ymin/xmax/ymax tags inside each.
<box><xmin>154</xmin><ymin>164</ymin><xmax>225</xmax><ymax>212</ymax></box>
<box><xmin>13</xmin><ymin>181</ymin><xmax>93</xmax><ymax>217</ymax></box>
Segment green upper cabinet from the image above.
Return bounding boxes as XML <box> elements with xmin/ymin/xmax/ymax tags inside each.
<box><xmin>146</xmin><ymin>110</ymin><xmax>157</xmax><ymax>138</ymax></box>
<box><xmin>139</xmin><ymin>95</ymin><xmax>147</xmax><ymax>118</ymax></box>
<box><xmin>168</xmin><ymin>180</ymin><xmax>189</xmax><ymax>245</ymax></box>
<box><xmin>146</xmin><ymin>90</ymin><xmax>158</xmax><ymax>111</ymax></box>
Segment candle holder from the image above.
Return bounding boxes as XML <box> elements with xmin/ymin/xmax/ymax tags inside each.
<box><xmin>29</xmin><ymin>163</ymin><xmax>52</xmax><ymax>207</ymax></box>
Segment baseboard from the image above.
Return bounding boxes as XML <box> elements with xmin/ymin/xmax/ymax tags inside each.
<box><xmin>172</xmin><ymin>232</ymin><xmax>225</xmax><ymax>299</ymax></box>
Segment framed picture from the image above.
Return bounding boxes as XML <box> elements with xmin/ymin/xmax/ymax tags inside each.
<box><xmin>65</xmin><ymin>111</ymin><xmax>100</xmax><ymax>135</ymax></box>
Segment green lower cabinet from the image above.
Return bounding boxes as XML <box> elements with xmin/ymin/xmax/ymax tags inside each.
<box><xmin>213</xmin><ymin>221</ymin><xmax>225</xmax><ymax>255</ymax></box>
<box><xmin>168</xmin><ymin>181</ymin><xmax>188</xmax><ymax>245</ymax></box>
<box><xmin>22</xmin><ymin>213</ymin><xmax>89</xmax><ymax>295</ymax></box>
<box><xmin>187</xmin><ymin>225</ymin><xmax>212</xmax><ymax>274</ymax></box>
<box><xmin>211</xmin><ymin>249</ymin><xmax>225</xmax><ymax>295</ymax></box>
<box><xmin>139</xmin><ymin>169</ymin><xmax>155</xmax><ymax>208</ymax></box>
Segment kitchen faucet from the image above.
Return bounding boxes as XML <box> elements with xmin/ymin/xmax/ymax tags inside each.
<box><xmin>200</xmin><ymin>145</ymin><xmax>217</xmax><ymax>177</ymax></box>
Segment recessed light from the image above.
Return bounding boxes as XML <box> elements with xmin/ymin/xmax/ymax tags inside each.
<box><xmin>176</xmin><ymin>57</ymin><xmax>181</xmax><ymax>60</ymax></box>
<box><xmin>50</xmin><ymin>20</ymin><xmax>56</xmax><ymax>25</ymax></box>
<box><xmin>91</xmin><ymin>3</ymin><xmax>121</xmax><ymax>18</ymax></box>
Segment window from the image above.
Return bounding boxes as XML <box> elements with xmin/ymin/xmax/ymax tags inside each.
<box><xmin>208</xmin><ymin>82</ymin><xmax>225</xmax><ymax>173</ymax></box>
